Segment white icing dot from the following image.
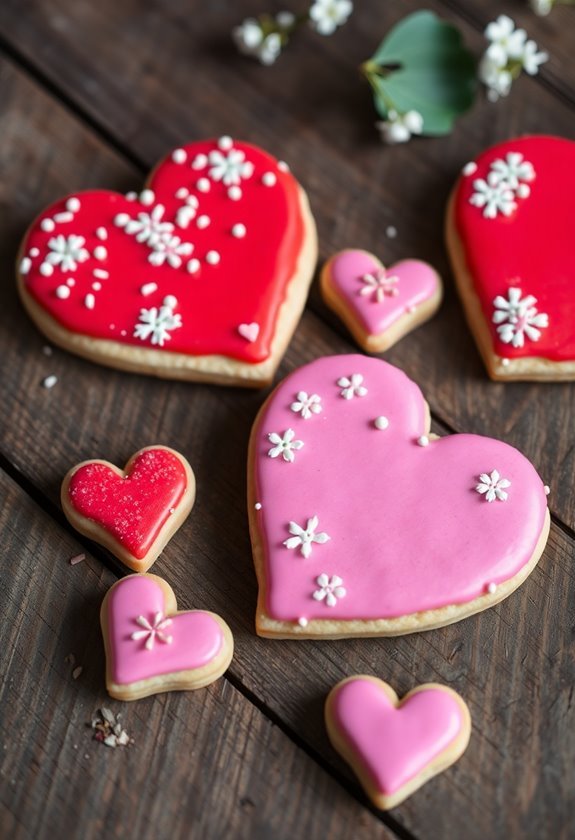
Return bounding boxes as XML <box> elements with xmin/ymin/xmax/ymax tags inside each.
<box><xmin>20</xmin><ymin>257</ymin><xmax>32</xmax><ymax>275</ymax></box>
<box><xmin>231</xmin><ymin>223</ymin><xmax>246</xmax><ymax>238</ymax></box>
<box><xmin>92</xmin><ymin>282</ymin><xmax>102</xmax><ymax>291</ymax></box>
<box><xmin>206</xmin><ymin>250</ymin><xmax>220</xmax><ymax>265</ymax></box>
<box><xmin>140</xmin><ymin>189</ymin><xmax>155</xmax><ymax>206</ymax></box>
<box><xmin>176</xmin><ymin>187</ymin><xmax>189</xmax><ymax>200</ymax></box>
<box><xmin>187</xmin><ymin>258</ymin><xmax>200</xmax><ymax>274</ymax></box>
<box><xmin>196</xmin><ymin>214</ymin><xmax>210</xmax><ymax>229</ymax></box>
<box><xmin>125</xmin><ymin>191</ymin><xmax>137</xmax><ymax>201</ymax></box>
<box><xmin>262</xmin><ymin>172</ymin><xmax>277</xmax><ymax>187</ymax></box>
<box><xmin>218</xmin><ymin>135</ymin><xmax>233</xmax><ymax>150</ymax></box>
<box><xmin>93</xmin><ymin>268</ymin><xmax>109</xmax><ymax>279</ymax></box>
<box><xmin>501</xmin><ymin>358</ymin><xmax>510</xmax><ymax>367</ymax></box>
<box><xmin>297</xmin><ymin>617</ymin><xmax>308</xmax><ymax>628</ymax></box>
<box><xmin>84</xmin><ymin>293</ymin><xmax>95</xmax><ymax>310</ymax></box>
<box><xmin>462</xmin><ymin>162</ymin><xmax>478</xmax><ymax>176</ymax></box>
<box><xmin>517</xmin><ymin>183</ymin><xmax>531</xmax><ymax>199</ymax></box>
<box><xmin>55</xmin><ymin>285</ymin><xmax>70</xmax><ymax>299</ymax></box>
<box><xmin>374</xmin><ymin>416</ymin><xmax>389</xmax><ymax>430</ymax></box>
<box><xmin>66</xmin><ymin>278</ymin><xmax>75</xmax><ymax>287</ymax></box>
<box><xmin>40</xmin><ymin>263</ymin><xmax>54</xmax><ymax>276</ymax></box>
<box><xmin>66</xmin><ymin>197</ymin><xmax>81</xmax><ymax>212</ymax></box>
<box><xmin>42</xmin><ymin>375</ymin><xmax>58</xmax><ymax>389</ymax></box>
<box><xmin>30</xmin><ymin>247</ymin><xmax>40</xmax><ymax>257</ymax></box>
<box><xmin>172</xmin><ymin>148</ymin><xmax>187</xmax><ymax>164</ymax></box>
<box><xmin>197</xmin><ymin>178</ymin><xmax>210</xmax><ymax>193</ymax></box>
<box><xmin>228</xmin><ymin>186</ymin><xmax>242</xmax><ymax>201</ymax></box>
<box><xmin>255</xmin><ymin>502</ymin><xmax>262</xmax><ymax>510</ymax></box>
<box><xmin>487</xmin><ymin>582</ymin><xmax>497</xmax><ymax>594</ymax></box>
<box><xmin>41</xmin><ymin>218</ymin><xmax>55</xmax><ymax>232</ymax></box>
<box><xmin>163</xmin><ymin>295</ymin><xmax>178</xmax><ymax>308</ymax></box>
<box><xmin>417</xmin><ymin>435</ymin><xmax>429</xmax><ymax>447</ymax></box>
<box><xmin>114</xmin><ymin>213</ymin><xmax>130</xmax><ymax>227</ymax></box>
<box><xmin>96</xmin><ymin>227</ymin><xmax>108</xmax><ymax>240</ymax></box>
<box><xmin>544</xmin><ymin>485</ymin><xmax>550</xmax><ymax>496</ymax></box>
<box><xmin>278</xmin><ymin>161</ymin><xmax>289</xmax><ymax>172</ymax></box>
<box><xmin>386</xmin><ymin>225</ymin><xmax>398</xmax><ymax>239</ymax></box>
<box><xmin>94</xmin><ymin>246</ymin><xmax>108</xmax><ymax>260</ymax></box>
<box><xmin>192</xmin><ymin>154</ymin><xmax>208</xmax><ymax>170</ymax></box>
<box><xmin>141</xmin><ymin>282</ymin><xmax>158</xmax><ymax>296</ymax></box>
<box><xmin>54</xmin><ymin>212</ymin><xmax>74</xmax><ymax>223</ymax></box>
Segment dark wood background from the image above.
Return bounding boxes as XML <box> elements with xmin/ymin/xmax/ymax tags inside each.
<box><xmin>0</xmin><ymin>1</ymin><xmax>573</xmax><ymax>837</ymax></box>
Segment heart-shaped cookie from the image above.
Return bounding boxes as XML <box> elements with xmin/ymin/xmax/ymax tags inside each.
<box><xmin>325</xmin><ymin>676</ymin><xmax>471</xmax><ymax>810</ymax></box>
<box><xmin>248</xmin><ymin>355</ymin><xmax>550</xmax><ymax>638</ymax></box>
<box><xmin>101</xmin><ymin>574</ymin><xmax>233</xmax><ymax>700</ymax></box>
<box><xmin>62</xmin><ymin>446</ymin><xmax>195</xmax><ymax>572</ymax></box>
<box><xmin>320</xmin><ymin>249</ymin><xmax>442</xmax><ymax>352</ymax></box>
<box><xmin>447</xmin><ymin>135</ymin><xmax>575</xmax><ymax>381</ymax></box>
<box><xmin>17</xmin><ymin>137</ymin><xmax>317</xmax><ymax>387</ymax></box>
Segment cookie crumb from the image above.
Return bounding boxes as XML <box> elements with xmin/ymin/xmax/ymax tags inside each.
<box><xmin>65</xmin><ymin>653</ymin><xmax>76</xmax><ymax>666</ymax></box>
<box><xmin>70</xmin><ymin>553</ymin><xmax>85</xmax><ymax>565</ymax></box>
<box><xmin>72</xmin><ymin>666</ymin><xmax>83</xmax><ymax>680</ymax></box>
<box><xmin>42</xmin><ymin>375</ymin><xmax>58</xmax><ymax>389</ymax></box>
<box><xmin>385</xmin><ymin>225</ymin><xmax>397</xmax><ymax>239</ymax></box>
<box><xmin>90</xmin><ymin>708</ymin><xmax>133</xmax><ymax>749</ymax></box>
<box><xmin>42</xmin><ymin>345</ymin><xmax>53</xmax><ymax>356</ymax></box>
<box><xmin>462</xmin><ymin>162</ymin><xmax>478</xmax><ymax>176</ymax></box>
<box><xmin>544</xmin><ymin>485</ymin><xmax>550</xmax><ymax>495</ymax></box>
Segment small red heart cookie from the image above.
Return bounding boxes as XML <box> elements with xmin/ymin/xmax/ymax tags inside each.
<box><xmin>447</xmin><ymin>135</ymin><xmax>575</xmax><ymax>381</ymax></box>
<box><xmin>248</xmin><ymin>355</ymin><xmax>550</xmax><ymax>638</ymax></box>
<box><xmin>61</xmin><ymin>446</ymin><xmax>195</xmax><ymax>572</ymax></box>
<box><xmin>320</xmin><ymin>249</ymin><xmax>442</xmax><ymax>352</ymax></box>
<box><xmin>17</xmin><ymin>138</ymin><xmax>317</xmax><ymax>387</ymax></box>
<box><xmin>101</xmin><ymin>574</ymin><xmax>233</xmax><ymax>701</ymax></box>
<box><xmin>325</xmin><ymin>676</ymin><xmax>471</xmax><ymax>810</ymax></box>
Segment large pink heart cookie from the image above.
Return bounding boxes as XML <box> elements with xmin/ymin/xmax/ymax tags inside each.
<box><xmin>17</xmin><ymin>137</ymin><xmax>317</xmax><ymax>387</ymax></box>
<box><xmin>325</xmin><ymin>676</ymin><xmax>471</xmax><ymax>810</ymax></box>
<box><xmin>447</xmin><ymin>135</ymin><xmax>575</xmax><ymax>381</ymax></box>
<box><xmin>248</xmin><ymin>355</ymin><xmax>550</xmax><ymax>638</ymax></box>
<box><xmin>321</xmin><ymin>249</ymin><xmax>442</xmax><ymax>352</ymax></box>
<box><xmin>101</xmin><ymin>574</ymin><xmax>233</xmax><ymax>700</ymax></box>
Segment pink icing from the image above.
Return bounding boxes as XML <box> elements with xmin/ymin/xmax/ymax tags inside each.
<box><xmin>331</xmin><ymin>679</ymin><xmax>464</xmax><ymax>795</ymax></box>
<box><xmin>328</xmin><ymin>250</ymin><xmax>439</xmax><ymax>335</ymax></box>
<box><xmin>252</xmin><ymin>355</ymin><xmax>548</xmax><ymax>621</ymax></box>
<box><xmin>107</xmin><ymin>576</ymin><xmax>224</xmax><ymax>684</ymax></box>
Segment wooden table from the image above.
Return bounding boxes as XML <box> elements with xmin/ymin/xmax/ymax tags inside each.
<box><xmin>1</xmin><ymin>1</ymin><xmax>573</xmax><ymax>837</ymax></box>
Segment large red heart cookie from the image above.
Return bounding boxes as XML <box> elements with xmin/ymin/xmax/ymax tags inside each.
<box><xmin>101</xmin><ymin>574</ymin><xmax>233</xmax><ymax>701</ymax></box>
<box><xmin>248</xmin><ymin>355</ymin><xmax>550</xmax><ymax>638</ymax></box>
<box><xmin>325</xmin><ymin>676</ymin><xmax>471</xmax><ymax>810</ymax></box>
<box><xmin>62</xmin><ymin>446</ymin><xmax>195</xmax><ymax>572</ymax></box>
<box><xmin>447</xmin><ymin>135</ymin><xmax>575</xmax><ymax>381</ymax></box>
<box><xmin>17</xmin><ymin>138</ymin><xmax>317</xmax><ymax>387</ymax></box>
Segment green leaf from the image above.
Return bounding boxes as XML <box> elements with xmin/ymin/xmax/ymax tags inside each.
<box><xmin>366</xmin><ymin>10</ymin><xmax>477</xmax><ymax>136</ymax></box>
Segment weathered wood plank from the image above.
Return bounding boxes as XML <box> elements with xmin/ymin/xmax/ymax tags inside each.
<box><xmin>0</xmin><ymin>467</ymin><xmax>396</xmax><ymax>840</ymax></box>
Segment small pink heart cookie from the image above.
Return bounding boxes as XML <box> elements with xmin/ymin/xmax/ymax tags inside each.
<box><xmin>101</xmin><ymin>574</ymin><xmax>234</xmax><ymax>700</ymax></box>
<box><xmin>320</xmin><ymin>249</ymin><xmax>442</xmax><ymax>352</ymax></box>
<box><xmin>325</xmin><ymin>676</ymin><xmax>471</xmax><ymax>810</ymax></box>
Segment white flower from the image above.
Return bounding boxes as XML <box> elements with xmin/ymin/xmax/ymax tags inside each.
<box><xmin>290</xmin><ymin>391</ymin><xmax>322</xmax><ymax>420</ymax></box>
<box><xmin>309</xmin><ymin>0</ymin><xmax>353</xmax><ymax>35</ymax></box>
<box><xmin>376</xmin><ymin>110</ymin><xmax>423</xmax><ymax>145</ymax></box>
<box><xmin>267</xmin><ymin>429</ymin><xmax>304</xmax><ymax>462</ymax></box>
<box><xmin>284</xmin><ymin>516</ymin><xmax>330</xmax><ymax>559</ymax></box>
<box><xmin>338</xmin><ymin>373</ymin><xmax>367</xmax><ymax>399</ymax></box>
<box><xmin>530</xmin><ymin>0</ymin><xmax>553</xmax><ymax>15</ymax></box>
<box><xmin>484</xmin><ymin>15</ymin><xmax>527</xmax><ymax>63</ymax></box>
<box><xmin>520</xmin><ymin>39</ymin><xmax>549</xmax><ymax>75</ymax></box>
<box><xmin>479</xmin><ymin>55</ymin><xmax>513</xmax><ymax>102</ymax></box>
<box><xmin>490</xmin><ymin>153</ymin><xmax>535</xmax><ymax>192</ymax></box>
<box><xmin>492</xmin><ymin>287</ymin><xmax>548</xmax><ymax>347</ymax></box>
<box><xmin>208</xmin><ymin>148</ymin><xmax>254</xmax><ymax>185</ymax></box>
<box><xmin>130</xmin><ymin>612</ymin><xmax>173</xmax><ymax>650</ymax></box>
<box><xmin>123</xmin><ymin>205</ymin><xmax>174</xmax><ymax>245</ymax></box>
<box><xmin>359</xmin><ymin>268</ymin><xmax>400</xmax><ymax>302</ymax></box>
<box><xmin>233</xmin><ymin>19</ymin><xmax>283</xmax><ymax>65</ymax></box>
<box><xmin>469</xmin><ymin>173</ymin><xmax>516</xmax><ymax>218</ymax></box>
<box><xmin>134</xmin><ymin>298</ymin><xmax>182</xmax><ymax>346</ymax></box>
<box><xmin>148</xmin><ymin>235</ymin><xmax>193</xmax><ymax>268</ymax></box>
<box><xmin>45</xmin><ymin>234</ymin><xmax>89</xmax><ymax>272</ymax></box>
<box><xmin>475</xmin><ymin>470</ymin><xmax>511</xmax><ymax>503</ymax></box>
<box><xmin>276</xmin><ymin>11</ymin><xmax>296</xmax><ymax>28</ymax></box>
<box><xmin>313</xmin><ymin>573</ymin><xmax>346</xmax><ymax>607</ymax></box>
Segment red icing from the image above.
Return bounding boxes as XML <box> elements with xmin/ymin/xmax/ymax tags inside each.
<box><xmin>67</xmin><ymin>448</ymin><xmax>188</xmax><ymax>559</ymax></box>
<box><xmin>454</xmin><ymin>136</ymin><xmax>575</xmax><ymax>362</ymax></box>
<box><xmin>20</xmin><ymin>140</ymin><xmax>305</xmax><ymax>363</ymax></box>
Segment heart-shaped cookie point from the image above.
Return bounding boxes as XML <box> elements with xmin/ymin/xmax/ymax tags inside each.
<box><xmin>447</xmin><ymin>135</ymin><xmax>575</xmax><ymax>381</ymax></box>
<box><xmin>325</xmin><ymin>676</ymin><xmax>471</xmax><ymax>810</ymax></box>
<box><xmin>17</xmin><ymin>138</ymin><xmax>317</xmax><ymax>387</ymax></box>
<box><xmin>248</xmin><ymin>354</ymin><xmax>550</xmax><ymax>638</ymax></box>
<box><xmin>101</xmin><ymin>574</ymin><xmax>234</xmax><ymax>701</ymax></box>
<box><xmin>320</xmin><ymin>249</ymin><xmax>442</xmax><ymax>353</ymax></box>
<box><xmin>61</xmin><ymin>445</ymin><xmax>195</xmax><ymax>572</ymax></box>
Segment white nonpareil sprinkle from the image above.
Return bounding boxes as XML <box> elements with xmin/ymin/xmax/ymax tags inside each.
<box><xmin>206</xmin><ymin>250</ymin><xmax>220</xmax><ymax>265</ymax></box>
<box><xmin>55</xmin><ymin>285</ymin><xmax>70</xmax><ymax>299</ymax></box>
<box><xmin>20</xmin><ymin>257</ymin><xmax>31</xmax><ymax>275</ymax></box>
<box><xmin>196</xmin><ymin>215</ymin><xmax>210</xmax><ymax>229</ymax></box>
<box><xmin>84</xmin><ymin>293</ymin><xmax>95</xmax><ymax>309</ymax></box>
<box><xmin>141</xmin><ymin>282</ymin><xmax>158</xmax><ymax>296</ymax></box>
<box><xmin>140</xmin><ymin>189</ymin><xmax>155</xmax><ymax>206</ymax></box>
<box><xmin>66</xmin><ymin>197</ymin><xmax>81</xmax><ymax>212</ymax></box>
<box><xmin>197</xmin><ymin>178</ymin><xmax>211</xmax><ymax>193</ymax></box>
<box><xmin>172</xmin><ymin>148</ymin><xmax>187</xmax><ymax>164</ymax></box>
<box><xmin>42</xmin><ymin>375</ymin><xmax>58</xmax><ymax>389</ymax></box>
<box><xmin>93</xmin><ymin>246</ymin><xmax>108</xmax><ymax>261</ymax></box>
<box><xmin>262</xmin><ymin>172</ymin><xmax>277</xmax><ymax>187</ymax></box>
<box><xmin>417</xmin><ymin>435</ymin><xmax>429</xmax><ymax>447</ymax></box>
<box><xmin>41</xmin><ymin>218</ymin><xmax>55</xmax><ymax>232</ymax></box>
<box><xmin>231</xmin><ymin>223</ymin><xmax>246</xmax><ymax>238</ymax></box>
<box><xmin>374</xmin><ymin>416</ymin><xmax>389</xmax><ymax>430</ymax></box>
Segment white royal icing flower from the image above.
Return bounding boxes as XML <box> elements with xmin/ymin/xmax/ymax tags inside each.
<box><xmin>267</xmin><ymin>429</ymin><xmax>304</xmax><ymax>462</ymax></box>
<box><xmin>313</xmin><ymin>573</ymin><xmax>346</xmax><ymax>607</ymax></box>
<box><xmin>475</xmin><ymin>470</ymin><xmax>511</xmax><ymax>503</ymax></box>
<box><xmin>45</xmin><ymin>234</ymin><xmax>89</xmax><ymax>272</ymax></box>
<box><xmin>130</xmin><ymin>612</ymin><xmax>173</xmax><ymax>650</ymax></box>
<box><xmin>148</xmin><ymin>235</ymin><xmax>194</xmax><ymax>268</ymax></box>
<box><xmin>284</xmin><ymin>516</ymin><xmax>330</xmax><ymax>559</ymax></box>
<box><xmin>338</xmin><ymin>374</ymin><xmax>367</xmax><ymax>400</ymax></box>
<box><xmin>469</xmin><ymin>173</ymin><xmax>516</xmax><ymax>219</ymax></box>
<box><xmin>134</xmin><ymin>297</ymin><xmax>182</xmax><ymax>347</ymax></box>
<box><xmin>308</xmin><ymin>0</ymin><xmax>353</xmax><ymax>35</ymax></box>
<box><xmin>290</xmin><ymin>391</ymin><xmax>322</xmax><ymax>420</ymax></box>
<box><xmin>492</xmin><ymin>287</ymin><xmax>549</xmax><ymax>347</ymax></box>
<box><xmin>123</xmin><ymin>205</ymin><xmax>174</xmax><ymax>245</ymax></box>
<box><xmin>208</xmin><ymin>148</ymin><xmax>254</xmax><ymax>186</ymax></box>
<box><xmin>489</xmin><ymin>153</ymin><xmax>535</xmax><ymax>193</ymax></box>
<box><xmin>376</xmin><ymin>109</ymin><xmax>423</xmax><ymax>145</ymax></box>
<box><xmin>359</xmin><ymin>267</ymin><xmax>400</xmax><ymax>302</ymax></box>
